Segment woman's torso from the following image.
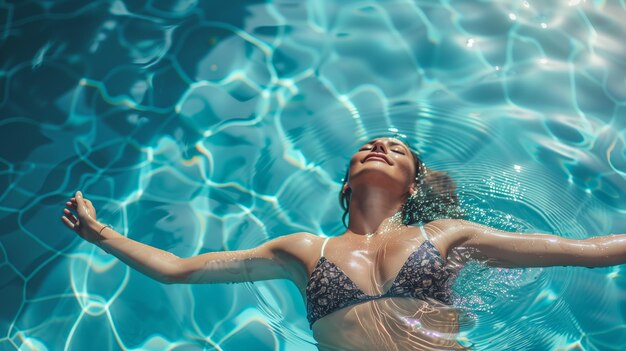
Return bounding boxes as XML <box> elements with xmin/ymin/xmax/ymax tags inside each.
<box><xmin>288</xmin><ymin>220</ymin><xmax>470</xmax><ymax>351</ymax></box>
<box><xmin>312</xmin><ymin>297</ymin><xmax>465</xmax><ymax>351</ymax></box>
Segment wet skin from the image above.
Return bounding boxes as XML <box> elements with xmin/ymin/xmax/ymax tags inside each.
<box><xmin>302</xmin><ymin>222</ymin><xmax>469</xmax><ymax>351</ymax></box>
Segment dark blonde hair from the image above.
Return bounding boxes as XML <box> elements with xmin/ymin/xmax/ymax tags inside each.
<box><xmin>339</xmin><ymin>138</ymin><xmax>464</xmax><ymax>227</ymax></box>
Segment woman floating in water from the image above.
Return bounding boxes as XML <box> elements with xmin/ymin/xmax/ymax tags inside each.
<box><xmin>62</xmin><ymin>137</ymin><xmax>624</xmax><ymax>350</ymax></box>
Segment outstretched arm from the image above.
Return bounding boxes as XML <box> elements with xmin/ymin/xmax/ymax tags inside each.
<box><xmin>445</xmin><ymin>219</ymin><xmax>626</xmax><ymax>268</ymax></box>
<box><xmin>62</xmin><ymin>191</ymin><xmax>308</xmax><ymax>284</ymax></box>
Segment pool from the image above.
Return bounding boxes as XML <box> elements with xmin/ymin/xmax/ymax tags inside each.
<box><xmin>1</xmin><ymin>0</ymin><xmax>625</xmax><ymax>350</ymax></box>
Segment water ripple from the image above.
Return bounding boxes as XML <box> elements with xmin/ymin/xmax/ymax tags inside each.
<box><xmin>2</xmin><ymin>0</ymin><xmax>626</xmax><ymax>350</ymax></box>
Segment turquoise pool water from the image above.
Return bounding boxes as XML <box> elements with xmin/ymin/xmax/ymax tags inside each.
<box><xmin>1</xmin><ymin>0</ymin><xmax>626</xmax><ymax>350</ymax></box>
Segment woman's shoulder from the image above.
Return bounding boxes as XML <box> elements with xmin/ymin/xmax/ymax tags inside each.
<box><xmin>265</xmin><ymin>232</ymin><xmax>330</xmax><ymax>277</ymax></box>
<box><xmin>423</xmin><ymin>218</ymin><xmax>477</xmax><ymax>231</ymax></box>
<box><xmin>265</xmin><ymin>232</ymin><xmax>325</xmax><ymax>257</ymax></box>
<box><xmin>271</xmin><ymin>231</ymin><xmax>320</xmax><ymax>245</ymax></box>
<box><xmin>420</xmin><ymin>219</ymin><xmax>480</xmax><ymax>255</ymax></box>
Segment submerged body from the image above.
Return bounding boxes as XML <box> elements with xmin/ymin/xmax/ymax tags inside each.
<box><xmin>312</xmin><ymin>297</ymin><xmax>464</xmax><ymax>351</ymax></box>
<box><xmin>296</xmin><ymin>221</ymin><xmax>470</xmax><ymax>350</ymax></box>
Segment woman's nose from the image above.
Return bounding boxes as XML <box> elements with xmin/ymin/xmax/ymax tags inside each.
<box><xmin>371</xmin><ymin>141</ymin><xmax>387</xmax><ymax>153</ymax></box>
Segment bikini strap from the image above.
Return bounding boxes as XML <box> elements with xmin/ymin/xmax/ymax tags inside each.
<box><xmin>320</xmin><ymin>237</ymin><xmax>331</xmax><ymax>257</ymax></box>
<box><xmin>419</xmin><ymin>224</ymin><xmax>429</xmax><ymax>242</ymax></box>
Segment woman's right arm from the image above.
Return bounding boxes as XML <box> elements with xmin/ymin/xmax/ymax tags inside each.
<box><xmin>62</xmin><ymin>191</ymin><xmax>311</xmax><ymax>285</ymax></box>
<box><xmin>95</xmin><ymin>224</ymin><xmax>307</xmax><ymax>284</ymax></box>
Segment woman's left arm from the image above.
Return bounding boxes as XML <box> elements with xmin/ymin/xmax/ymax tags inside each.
<box><xmin>447</xmin><ymin>219</ymin><xmax>626</xmax><ymax>268</ymax></box>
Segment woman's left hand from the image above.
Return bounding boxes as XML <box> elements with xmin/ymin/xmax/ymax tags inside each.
<box><xmin>61</xmin><ymin>191</ymin><xmax>103</xmax><ymax>243</ymax></box>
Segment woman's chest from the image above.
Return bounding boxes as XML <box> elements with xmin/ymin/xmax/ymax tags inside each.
<box><xmin>309</xmin><ymin>234</ymin><xmax>433</xmax><ymax>296</ymax></box>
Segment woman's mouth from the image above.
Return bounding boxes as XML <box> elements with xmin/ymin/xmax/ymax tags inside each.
<box><xmin>363</xmin><ymin>154</ymin><xmax>391</xmax><ymax>164</ymax></box>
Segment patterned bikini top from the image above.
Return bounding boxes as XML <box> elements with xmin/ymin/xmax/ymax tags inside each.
<box><xmin>305</xmin><ymin>225</ymin><xmax>459</xmax><ymax>328</ymax></box>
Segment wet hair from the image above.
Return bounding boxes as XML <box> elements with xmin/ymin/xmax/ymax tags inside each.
<box><xmin>339</xmin><ymin>137</ymin><xmax>464</xmax><ymax>227</ymax></box>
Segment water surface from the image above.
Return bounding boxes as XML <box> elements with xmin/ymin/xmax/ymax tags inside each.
<box><xmin>1</xmin><ymin>0</ymin><xmax>626</xmax><ymax>350</ymax></box>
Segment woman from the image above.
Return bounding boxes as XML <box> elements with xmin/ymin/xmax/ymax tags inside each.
<box><xmin>61</xmin><ymin>137</ymin><xmax>626</xmax><ymax>351</ymax></box>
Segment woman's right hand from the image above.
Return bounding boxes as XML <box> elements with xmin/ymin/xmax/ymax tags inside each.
<box><xmin>61</xmin><ymin>190</ymin><xmax>104</xmax><ymax>243</ymax></box>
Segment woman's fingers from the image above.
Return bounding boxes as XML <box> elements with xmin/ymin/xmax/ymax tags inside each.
<box><xmin>75</xmin><ymin>191</ymin><xmax>85</xmax><ymax>207</ymax></box>
<box><xmin>74</xmin><ymin>191</ymin><xmax>90</xmax><ymax>217</ymax></box>
<box><xmin>76</xmin><ymin>193</ymin><xmax>94</xmax><ymax>211</ymax></box>
<box><xmin>63</xmin><ymin>208</ymin><xmax>78</xmax><ymax>223</ymax></box>
<box><xmin>61</xmin><ymin>215</ymin><xmax>77</xmax><ymax>231</ymax></box>
<box><xmin>63</xmin><ymin>192</ymin><xmax>98</xmax><ymax>240</ymax></box>
<box><xmin>67</xmin><ymin>197</ymin><xmax>79</xmax><ymax>209</ymax></box>
<box><xmin>65</xmin><ymin>199</ymin><xmax>77</xmax><ymax>215</ymax></box>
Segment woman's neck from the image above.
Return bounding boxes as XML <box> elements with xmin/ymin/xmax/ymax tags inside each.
<box><xmin>346</xmin><ymin>187</ymin><xmax>408</xmax><ymax>236</ymax></box>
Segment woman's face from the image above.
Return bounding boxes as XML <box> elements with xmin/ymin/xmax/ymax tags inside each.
<box><xmin>345</xmin><ymin>137</ymin><xmax>417</xmax><ymax>194</ymax></box>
